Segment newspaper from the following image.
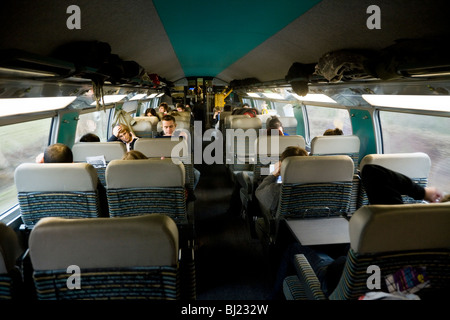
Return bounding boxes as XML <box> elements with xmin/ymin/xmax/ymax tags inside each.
<box><xmin>86</xmin><ymin>155</ymin><xmax>106</xmax><ymax>168</ymax></box>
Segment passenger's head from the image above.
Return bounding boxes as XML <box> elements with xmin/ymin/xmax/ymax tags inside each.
<box><xmin>323</xmin><ymin>128</ymin><xmax>343</xmax><ymax>136</ymax></box>
<box><xmin>176</xmin><ymin>103</ymin><xmax>186</xmax><ymax>112</ymax></box>
<box><xmin>161</xmin><ymin>114</ymin><xmax>177</xmax><ymax>136</ymax></box>
<box><xmin>122</xmin><ymin>150</ymin><xmax>148</xmax><ymax>160</ymax></box>
<box><xmin>117</xmin><ymin>125</ymin><xmax>134</xmax><ymax>143</ymax></box>
<box><xmin>267</xmin><ymin>116</ymin><xmax>284</xmax><ymax>136</ymax></box>
<box><xmin>242</xmin><ymin>103</ymin><xmax>250</xmax><ymax>108</ymax></box>
<box><xmin>80</xmin><ymin>133</ymin><xmax>100</xmax><ymax>142</ymax></box>
<box><xmin>43</xmin><ymin>143</ymin><xmax>73</xmax><ymax>163</ymax></box>
<box><xmin>158</xmin><ymin>102</ymin><xmax>169</xmax><ymax>114</ymax></box>
<box><xmin>280</xmin><ymin>146</ymin><xmax>308</xmax><ymax>163</ymax></box>
<box><xmin>145</xmin><ymin>108</ymin><xmax>160</xmax><ymax>120</ymax></box>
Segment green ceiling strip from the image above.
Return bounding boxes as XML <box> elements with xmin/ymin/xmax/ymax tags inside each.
<box><xmin>153</xmin><ymin>0</ymin><xmax>322</xmax><ymax>77</ymax></box>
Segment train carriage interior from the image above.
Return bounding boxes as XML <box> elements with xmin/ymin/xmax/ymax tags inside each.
<box><xmin>1</xmin><ymin>0</ymin><xmax>450</xmax><ymax>307</ymax></box>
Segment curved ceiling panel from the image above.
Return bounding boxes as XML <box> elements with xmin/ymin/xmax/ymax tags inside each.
<box><xmin>153</xmin><ymin>0</ymin><xmax>321</xmax><ymax>79</ymax></box>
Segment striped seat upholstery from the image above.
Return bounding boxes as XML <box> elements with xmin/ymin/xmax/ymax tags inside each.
<box><xmin>310</xmin><ymin>135</ymin><xmax>361</xmax><ymax>214</ymax></box>
<box><xmin>0</xmin><ymin>223</ymin><xmax>23</xmax><ymax>300</ymax></box>
<box><xmin>29</xmin><ymin>214</ymin><xmax>180</xmax><ymax>300</ymax></box>
<box><xmin>72</xmin><ymin>141</ymin><xmax>126</xmax><ymax>186</ymax></box>
<box><xmin>358</xmin><ymin>152</ymin><xmax>431</xmax><ymax>207</ymax></box>
<box><xmin>105</xmin><ymin>158</ymin><xmax>187</xmax><ymax>224</ymax></box>
<box><xmin>15</xmin><ymin>163</ymin><xmax>102</xmax><ymax>228</ymax></box>
<box><xmin>278</xmin><ymin>156</ymin><xmax>354</xmax><ymax>220</ymax></box>
<box><xmin>285</xmin><ymin>203</ymin><xmax>450</xmax><ymax>300</ymax></box>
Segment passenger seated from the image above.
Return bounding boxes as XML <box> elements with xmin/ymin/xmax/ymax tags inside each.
<box><xmin>144</xmin><ymin>107</ymin><xmax>161</xmax><ymax>121</ymax></box>
<box><xmin>266</xmin><ymin>116</ymin><xmax>289</xmax><ymax>136</ymax></box>
<box><xmin>79</xmin><ymin>133</ymin><xmax>100</xmax><ymax>142</ymax></box>
<box><xmin>35</xmin><ymin>143</ymin><xmax>73</xmax><ymax>164</ymax></box>
<box><xmin>255</xmin><ymin>146</ymin><xmax>308</xmax><ymax>218</ymax></box>
<box><xmin>156</xmin><ymin>114</ymin><xmax>187</xmax><ymax>138</ymax></box>
<box><xmin>156</xmin><ymin>115</ymin><xmax>200</xmax><ymax>190</ymax></box>
<box><xmin>108</xmin><ymin>124</ymin><xmax>139</xmax><ymax>151</ymax></box>
<box><xmin>323</xmin><ymin>128</ymin><xmax>343</xmax><ymax>136</ymax></box>
<box><xmin>34</xmin><ymin>143</ymin><xmax>109</xmax><ymax>217</ymax></box>
<box><xmin>361</xmin><ymin>164</ymin><xmax>443</xmax><ymax>204</ymax></box>
<box><xmin>272</xmin><ymin>164</ymin><xmax>446</xmax><ymax>299</ymax></box>
<box><xmin>122</xmin><ymin>150</ymin><xmax>148</xmax><ymax>160</ymax></box>
<box><xmin>158</xmin><ymin>102</ymin><xmax>170</xmax><ymax>115</ymax></box>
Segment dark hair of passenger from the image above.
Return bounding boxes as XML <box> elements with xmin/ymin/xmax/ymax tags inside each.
<box><xmin>280</xmin><ymin>146</ymin><xmax>308</xmax><ymax>162</ymax></box>
<box><xmin>266</xmin><ymin>116</ymin><xmax>283</xmax><ymax>135</ymax></box>
<box><xmin>161</xmin><ymin>114</ymin><xmax>176</xmax><ymax>123</ymax></box>
<box><xmin>79</xmin><ymin>133</ymin><xmax>100</xmax><ymax>142</ymax></box>
<box><xmin>145</xmin><ymin>108</ymin><xmax>161</xmax><ymax>121</ymax></box>
<box><xmin>323</xmin><ymin>128</ymin><xmax>343</xmax><ymax>136</ymax></box>
<box><xmin>43</xmin><ymin>143</ymin><xmax>73</xmax><ymax>163</ymax></box>
<box><xmin>122</xmin><ymin>150</ymin><xmax>148</xmax><ymax>160</ymax></box>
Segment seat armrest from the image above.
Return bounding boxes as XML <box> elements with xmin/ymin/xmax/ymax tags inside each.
<box><xmin>292</xmin><ymin>254</ymin><xmax>326</xmax><ymax>300</ymax></box>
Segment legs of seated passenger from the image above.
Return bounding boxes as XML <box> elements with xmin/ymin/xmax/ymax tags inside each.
<box><xmin>361</xmin><ymin>164</ymin><xmax>425</xmax><ymax>205</ymax></box>
<box><xmin>270</xmin><ymin>243</ymin><xmax>336</xmax><ymax>300</ymax></box>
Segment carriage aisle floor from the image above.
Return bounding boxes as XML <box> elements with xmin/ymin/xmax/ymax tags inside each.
<box><xmin>193</xmin><ymin>145</ymin><xmax>273</xmax><ymax>300</ymax></box>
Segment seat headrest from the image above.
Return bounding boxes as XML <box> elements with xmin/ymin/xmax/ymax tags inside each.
<box><xmin>15</xmin><ymin>163</ymin><xmax>98</xmax><ymax>192</ymax></box>
<box><xmin>281</xmin><ymin>155</ymin><xmax>354</xmax><ymax>184</ymax></box>
<box><xmin>225</xmin><ymin>114</ymin><xmax>248</xmax><ymax>128</ymax></box>
<box><xmin>29</xmin><ymin>214</ymin><xmax>179</xmax><ymax>270</ymax></box>
<box><xmin>310</xmin><ymin>135</ymin><xmax>360</xmax><ymax>155</ymax></box>
<box><xmin>72</xmin><ymin>142</ymin><xmax>126</xmax><ymax>162</ymax></box>
<box><xmin>230</xmin><ymin>117</ymin><xmax>262</xmax><ymax>129</ymax></box>
<box><xmin>350</xmin><ymin>202</ymin><xmax>450</xmax><ymax>254</ymax></box>
<box><xmin>277</xmin><ymin>116</ymin><xmax>298</xmax><ymax>127</ymax></box>
<box><xmin>133</xmin><ymin>116</ymin><xmax>159</xmax><ymax>125</ymax></box>
<box><xmin>105</xmin><ymin>158</ymin><xmax>185</xmax><ymax>188</ymax></box>
<box><xmin>256</xmin><ymin>135</ymin><xmax>306</xmax><ymax>157</ymax></box>
<box><xmin>0</xmin><ymin>222</ymin><xmax>22</xmax><ymax>273</ymax></box>
<box><xmin>134</xmin><ymin>138</ymin><xmax>189</xmax><ymax>158</ymax></box>
<box><xmin>359</xmin><ymin>152</ymin><xmax>430</xmax><ymax>178</ymax></box>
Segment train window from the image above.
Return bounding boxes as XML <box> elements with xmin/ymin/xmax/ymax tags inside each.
<box><xmin>0</xmin><ymin>118</ymin><xmax>52</xmax><ymax>214</ymax></box>
<box><xmin>272</xmin><ymin>102</ymin><xmax>294</xmax><ymax>117</ymax></box>
<box><xmin>305</xmin><ymin>105</ymin><xmax>352</xmax><ymax>141</ymax></box>
<box><xmin>75</xmin><ymin>110</ymin><xmax>110</xmax><ymax>142</ymax></box>
<box><xmin>379</xmin><ymin>111</ymin><xmax>450</xmax><ymax>193</ymax></box>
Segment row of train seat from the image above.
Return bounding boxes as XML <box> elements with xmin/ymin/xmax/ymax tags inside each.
<box><xmin>14</xmin><ymin>138</ymin><xmax>198</xmax><ymax>299</ymax></box>
<box><xmin>283</xmin><ymin>201</ymin><xmax>450</xmax><ymax>300</ymax></box>
<box><xmin>1</xmin><ymin>214</ymin><xmax>188</xmax><ymax>300</ymax></box>
<box><xmin>132</xmin><ymin>112</ymin><xmax>193</xmax><ymax>138</ymax></box>
<box><xmin>3</xmin><ymin>202</ymin><xmax>448</xmax><ymax>300</ymax></box>
<box><xmin>15</xmin><ymin>158</ymin><xmax>192</xmax><ymax>228</ymax></box>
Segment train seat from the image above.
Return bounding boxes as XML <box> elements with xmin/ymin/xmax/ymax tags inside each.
<box><xmin>132</xmin><ymin>116</ymin><xmax>160</xmax><ymax>138</ymax></box>
<box><xmin>105</xmin><ymin>158</ymin><xmax>187</xmax><ymax>223</ymax></box>
<box><xmin>28</xmin><ymin>214</ymin><xmax>180</xmax><ymax>300</ymax></box>
<box><xmin>15</xmin><ymin>163</ymin><xmax>103</xmax><ymax>228</ymax></box>
<box><xmin>239</xmin><ymin>135</ymin><xmax>306</xmax><ymax>222</ymax></box>
<box><xmin>310</xmin><ymin>135</ymin><xmax>361</xmax><ymax>214</ymax></box>
<box><xmin>256</xmin><ymin>114</ymin><xmax>272</xmax><ymax>129</ymax></box>
<box><xmin>134</xmin><ymin>138</ymin><xmax>194</xmax><ymax>193</ymax></box>
<box><xmin>358</xmin><ymin>152</ymin><xmax>431</xmax><ymax>207</ymax></box>
<box><xmin>310</xmin><ymin>135</ymin><xmax>360</xmax><ymax>168</ymax></box>
<box><xmin>256</xmin><ymin>155</ymin><xmax>354</xmax><ymax>245</ymax></box>
<box><xmin>72</xmin><ymin>141</ymin><xmax>126</xmax><ymax>186</ymax></box>
<box><xmin>284</xmin><ymin>202</ymin><xmax>450</xmax><ymax>300</ymax></box>
<box><xmin>0</xmin><ymin>222</ymin><xmax>23</xmax><ymax>300</ymax></box>
<box><xmin>277</xmin><ymin>116</ymin><xmax>298</xmax><ymax>136</ymax></box>
<box><xmin>226</xmin><ymin>116</ymin><xmax>262</xmax><ymax>177</ymax></box>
